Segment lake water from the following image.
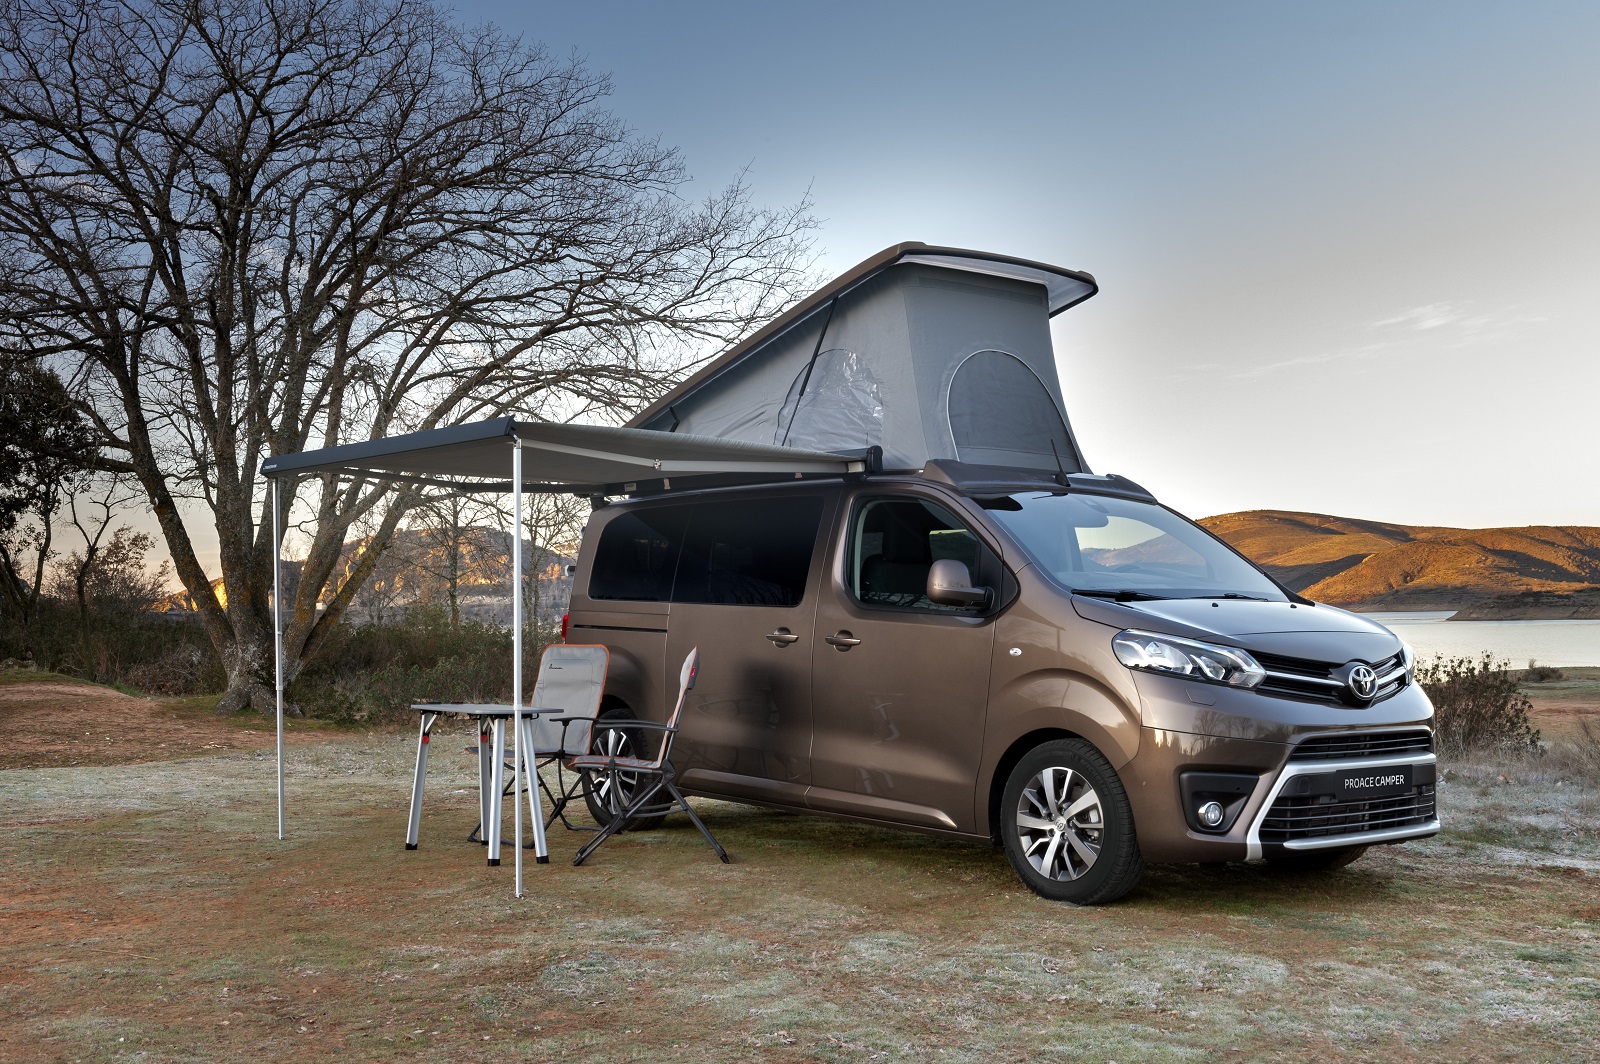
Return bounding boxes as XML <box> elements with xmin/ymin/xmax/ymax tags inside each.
<box><xmin>1362</xmin><ymin>612</ymin><xmax>1600</xmax><ymax>668</ymax></box>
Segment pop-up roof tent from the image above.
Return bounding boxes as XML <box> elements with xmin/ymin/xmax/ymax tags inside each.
<box><xmin>632</xmin><ymin>242</ymin><xmax>1098</xmax><ymax>474</ymax></box>
<box><xmin>260</xmin><ymin>242</ymin><xmax>1099</xmax><ymax>897</ymax></box>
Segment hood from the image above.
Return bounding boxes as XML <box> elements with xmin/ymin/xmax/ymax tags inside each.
<box><xmin>1070</xmin><ymin>596</ymin><xmax>1403</xmax><ymax>664</ymax></box>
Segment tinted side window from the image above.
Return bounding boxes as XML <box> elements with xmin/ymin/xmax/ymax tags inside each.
<box><xmin>849</xmin><ymin>497</ymin><xmax>995</xmax><ymax>612</ymax></box>
<box><xmin>673</xmin><ymin>497</ymin><xmax>823</xmax><ymax>607</ymax></box>
<box><xmin>588</xmin><ymin>508</ymin><xmax>688</xmax><ymax>602</ymax></box>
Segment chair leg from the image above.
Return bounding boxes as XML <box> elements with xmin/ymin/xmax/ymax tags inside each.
<box><xmin>664</xmin><ymin>778</ymin><xmax>730</xmax><ymax>863</ymax></box>
<box><xmin>572</xmin><ymin>775</ymin><xmax>668</xmax><ymax>866</ymax></box>
<box><xmin>538</xmin><ymin>764</ymin><xmax>594</xmax><ymax>832</ymax></box>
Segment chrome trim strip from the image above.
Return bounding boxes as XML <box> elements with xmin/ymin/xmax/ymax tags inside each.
<box><xmin>1263</xmin><ymin>670</ymin><xmax>1344</xmax><ymax>688</ymax></box>
<box><xmin>1245</xmin><ymin>752</ymin><xmax>1437</xmax><ymax>861</ymax></box>
<box><xmin>1281</xmin><ymin>819</ymin><xmax>1440</xmax><ymax>850</ymax></box>
<box><xmin>1377</xmin><ymin>666</ymin><xmax>1408</xmax><ymax>685</ymax></box>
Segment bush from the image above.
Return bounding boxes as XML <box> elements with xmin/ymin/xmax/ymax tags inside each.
<box><xmin>1415</xmin><ymin>652</ymin><xmax>1541</xmax><ymax>757</ymax></box>
<box><xmin>1523</xmin><ymin>659</ymin><xmax>1565</xmax><ymax>683</ymax></box>
<box><xmin>0</xmin><ymin>598</ymin><xmax>222</xmax><ymax>693</ymax></box>
<box><xmin>3</xmin><ymin>595</ymin><xmax>554</xmax><ymax>724</ymax></box>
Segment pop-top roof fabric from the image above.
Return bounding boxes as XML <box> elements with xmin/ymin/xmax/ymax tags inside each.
<box><xmin>637</xmin><ymin>261</ymin><xmax>1087</xmax><ymax>472</ymax></box>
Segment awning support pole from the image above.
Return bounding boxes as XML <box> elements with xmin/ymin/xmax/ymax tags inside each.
<box><xmin>272</xmin><ymin>477</ymin><xmax>285</xmax><ymax>840</ymax></box>
<box><xmin>511</xmin><ymin>439</ymin><xmax>524</xmax><ymax>898</ymax></box>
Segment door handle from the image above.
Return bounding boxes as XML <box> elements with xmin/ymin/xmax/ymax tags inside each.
<box><xmin>824</xmin><ymin>631</ymin><xmax>862</xmax><ymax>649</ymax></box>
<box><xmin>765</xmin><ymin>628</ymin><xmax>800</xmax><ymax>646</ymax></box>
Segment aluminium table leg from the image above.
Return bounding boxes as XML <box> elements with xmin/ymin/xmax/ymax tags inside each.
<box><xmin>477</xmin><ymin>722</ymin><xmax>493</xmax><ymax>843</ymax></box>
<box><xmin>405</xmin><ymin>712</ymin><xmax>439</xmax><ymax>850</ymax></box>
<box><xmin>518</xmin><ymin>715</ymin><xmax>550</xmax><ymax>864</ymax></box>
<box><xmin>486</xmin><ymin>717</ymin><xmax>507</xmax><ymax>866</ymax></box>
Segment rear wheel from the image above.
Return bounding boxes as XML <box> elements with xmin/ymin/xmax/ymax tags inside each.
<box><xmin>999</xmin><ymin>739</ymin><xmax>1144</xmax><ymax>905</ymax></box>
<box><xmin>1264</xmin><ymin>845</ymin><xmax>1367</xmax><ymax>872</ymax></box>
<box><xmin>580</xmin><ymin>709</ymin><xmax>666</xmax><ymax>831</ymax></box>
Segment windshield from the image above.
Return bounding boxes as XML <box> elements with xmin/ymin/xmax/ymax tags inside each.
<box><xmin>981</xmin><ymin>492</ymin><xmax>1287</xmax><ymax>601</ymax></box>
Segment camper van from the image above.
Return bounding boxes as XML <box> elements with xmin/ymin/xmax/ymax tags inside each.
<box><xmin>564</xmin><ymin>244</ymin><xmax>1437</xmax><ymax>905</ymax></box>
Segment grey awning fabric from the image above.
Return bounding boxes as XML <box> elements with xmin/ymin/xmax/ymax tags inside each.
<box><xmin>259</xmin><ymin>417</ymin><xmax>866</xmax><ymax>492</ymax></box>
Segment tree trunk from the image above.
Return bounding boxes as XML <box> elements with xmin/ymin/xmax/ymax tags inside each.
<box><xmin>215</xmin><ymin>627</ymin><xmax>282</xmax><ymax>716</ymax></box>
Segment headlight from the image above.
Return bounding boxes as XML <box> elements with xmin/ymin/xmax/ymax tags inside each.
<box><xmin>1112</xmin><ymin>630</ymin><xmax>1266</xmax><ymax>689</ymax></box>
<box><xmin>1401</xmin><ymin>640</ymin><xmax>1416</xmax><ymax>674</ymax></box>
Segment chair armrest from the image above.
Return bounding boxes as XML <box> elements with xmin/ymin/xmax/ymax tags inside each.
<box><xmin>591</xmin><ymin>719</ymin><xmax>676</xmax><ymax>733</ymax></box>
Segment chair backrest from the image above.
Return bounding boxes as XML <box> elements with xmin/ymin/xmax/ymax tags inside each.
<box><xmin>527</xmin><ymin>644</ymin><xmax>609</xmax><ymax>756</ymax></box>
<box><xmin>629</xmin><ymin>646</ymin><xmax>697</xmax><ymax>769</ymax></box>
<box><xmin>665</xmin><ymin>646</ymin><xmax>698</xmax><ymax>731</ymax></box>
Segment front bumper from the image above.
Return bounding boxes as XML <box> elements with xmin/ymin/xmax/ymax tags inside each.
<box><xmin>1118</xmin><ymin>673</ymin><xmax>1438</xmax><ymax>864</ymax></box>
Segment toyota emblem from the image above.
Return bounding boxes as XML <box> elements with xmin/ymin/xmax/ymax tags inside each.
<box><xmin>1347</xmin><ymin>664</ymin><xmax>1378</xmax><ymax>700</ymax></box>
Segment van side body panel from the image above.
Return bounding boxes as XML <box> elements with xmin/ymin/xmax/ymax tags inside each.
<box><xmin>665</xmin><ymin>488</ymin><xmax>840</xmax><ymax>802</ymax></box>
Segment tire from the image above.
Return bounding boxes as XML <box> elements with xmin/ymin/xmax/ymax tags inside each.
<box><xmin>580</xmin><ymin>709</ymin><xmax>666</xmax><ymax>832</ymax></box>
<box><xmin>999</xmin><ymin>739</ymin><xmax>1144</xmax><ymax>905</ymax></box>
<box><xmin>1264</xmin><ymin>844</ymin><xmax>1367</xmax><ymax>872</ymax></box>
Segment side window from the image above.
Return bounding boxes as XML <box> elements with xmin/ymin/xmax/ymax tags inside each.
<box><xmin>673</xmin><ymin>496</ymin><xmax>824</xmax><ymax>607</ymax></box>
<box><xmin>588</xmin><ymin>508</ymin><xmax>688</xmax><ymax>602</ymax></box>
<box><xmin>849</xmin><ymin>497</ymin><xmax>993</xmax><ymax>612</ymax></box>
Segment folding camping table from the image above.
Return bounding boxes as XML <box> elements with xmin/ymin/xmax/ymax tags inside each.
<box><xmin>406</xmin><ymin>703</ymin><xmax>554</xmax><ymax>866</ymax></box>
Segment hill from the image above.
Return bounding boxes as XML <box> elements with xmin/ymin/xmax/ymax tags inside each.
<box><xmin>1199</xmin><ymin>510</ymin><xmax>1600</xmax><ymax>616</ymax></box>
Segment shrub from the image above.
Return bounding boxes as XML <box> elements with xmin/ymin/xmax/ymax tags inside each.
<box><xmin>1415</xmin><ymin>652</ymin><xmax>1541</xmax><ymax>757</ymax></box>
<box><xmin>1522</xmin><ymin>659</ymin><xmax>1565</xmax><ymax>683</ymax></box>
<box><xmin>0</xmin><ymin>598</ymin><xmax>222</xmax><ymax>693</ymax></box>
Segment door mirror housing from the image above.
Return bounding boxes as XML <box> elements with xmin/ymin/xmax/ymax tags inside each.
<box><xmin>927</xmin><ymin>559</ymin><xmax>991</xmax><ymax>609</ymax></box>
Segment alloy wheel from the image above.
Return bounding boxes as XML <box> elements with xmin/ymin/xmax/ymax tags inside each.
<box><xmin>589</xmin><ymin>725</ymin><xmax>642</xmax><ymax>814</ymax></box>
<box><xmin>1015</xmin><ymin>766</ymin><xmax>1104</xmax><ymax>881</ymax></box>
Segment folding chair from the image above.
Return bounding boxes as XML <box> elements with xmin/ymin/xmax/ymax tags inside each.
<box><xmin>569</xmin><ymin>646</ymin><xmax>729</xmax><ymax>866</ymax></box>
<box><xmin>466</xmin><ymin>644</ymin><xmax>609</xmax><ymax>844</ymax></box>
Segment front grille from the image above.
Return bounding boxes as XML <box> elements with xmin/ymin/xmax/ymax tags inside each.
<box><xmin>1259</xmin><ymin>784</ymin><xmax>1436</xmax><ymax>843</ymax></box>
<box><xmin>1254</xmin><ymin>650</ymin><xmax>1408</xmax><ymax>707</ymax></box>
<box><xmin>1288</xmin><ymin>729</ymin><xmax>1434</xmax><ymax>762</ymax></box>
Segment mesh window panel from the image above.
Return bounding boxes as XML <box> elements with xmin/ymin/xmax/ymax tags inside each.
<box><xmin>948</xmin><ymin>350</ymin><xmax>1074</xmax><ymax>469</ymax></box>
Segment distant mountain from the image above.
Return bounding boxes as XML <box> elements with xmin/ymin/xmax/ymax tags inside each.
<box><xmin>1200</xmin><ymin>510</ymin><xmax>1600</xmax><ymax>615</ymax></box>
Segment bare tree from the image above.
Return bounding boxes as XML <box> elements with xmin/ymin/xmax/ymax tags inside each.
<box><xmin>409</xmin><ymin>491</ymin><xmax>504</xmax><ymax>626</ymax></box>
<box><xmin>0</xmin><ymin>0</ymin><xmax>815</xmax><ymax>711</ymax></box>
<box><xmin>50</xmin><ymin>470</ymin><xmax>163</xmax><ymax>626</ymax></box>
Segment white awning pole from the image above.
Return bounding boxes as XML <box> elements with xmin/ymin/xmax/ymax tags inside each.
<box><xmin>272</xmin><ymin>477</ymin><xmax>285</xmax><ymax>840</ymax></box>
<box><xmin>511</xmin><ymin>440</ymin><xmax>524</xmax><ymax>898</ymax></box>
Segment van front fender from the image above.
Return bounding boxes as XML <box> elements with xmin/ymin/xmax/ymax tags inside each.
<box><xmin>975</xmin><ymin>669</ymin><xmax>1142</xmax><ymax>834</ymax></box>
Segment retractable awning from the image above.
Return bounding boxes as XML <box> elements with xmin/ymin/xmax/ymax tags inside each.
<box><xmin>261</xmin><ymin>415</ymin><xmax>869</xmax><ymax>900</ymax></box>
<box><xmin>259</xmin><ymin>416</ymin><xmax>869</xmax><ymax>491</ymax></box>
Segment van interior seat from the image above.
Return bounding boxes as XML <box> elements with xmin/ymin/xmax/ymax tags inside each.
<box><xmin>860</xmin><ymin>506</ymin><xmax>934</xmax><ymax>604</ymax></box>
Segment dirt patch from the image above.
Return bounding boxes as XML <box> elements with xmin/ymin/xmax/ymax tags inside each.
<box><xmin>0</xmin><ymin>675</ymin><xmax>322</xmax><ymax>770</ymax></box>
<box><xmin>1526</xmin><ymin>695</ymin><xmax>1600</xmax><ymax>743</ymax></box>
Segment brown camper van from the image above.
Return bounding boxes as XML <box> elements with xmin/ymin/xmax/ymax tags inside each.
<box><xmin>565</xmin><ymin>466</ymin><xmax>1437</xmax><ymax>905</ymax></box>
<box><xmin>560</xmin><ymin>243</ymin><xmax>1436</xmax><ymax>905</ymax></box>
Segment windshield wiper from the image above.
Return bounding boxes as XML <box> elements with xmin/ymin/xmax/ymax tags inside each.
<box><xmin>1184</xmin><ymin>592</ymin><xmax>1267</xmax><ymax>601</ymax></box>
<box><xmin>1072</xmin><ymin>588</ymin><xmax>1167</xmax><ymax>602</ymax></box>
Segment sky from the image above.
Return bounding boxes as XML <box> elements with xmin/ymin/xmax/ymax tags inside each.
<box><xmin>441</xmin><ymin>0</ymin><xmax>1600</xmax><ymax>528</ymax></box>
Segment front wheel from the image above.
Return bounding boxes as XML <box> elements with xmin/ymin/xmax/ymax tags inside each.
<box><xmin>999</xmin><ymin>739</ymin><xmax>1144</xmax><ymax>905</ymax></box>
<box><xmin>579</xmin><ymin>710</ymin><xmax>666</xmax><ymax>831</ymax></box>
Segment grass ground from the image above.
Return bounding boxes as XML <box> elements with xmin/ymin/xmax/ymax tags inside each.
<box><xmin>1</xmin><ymin>677</ymin><xmax>1597</xmax><ymax>1063</ymax></box>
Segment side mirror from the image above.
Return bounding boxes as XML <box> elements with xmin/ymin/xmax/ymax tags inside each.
<box><xmin>927</xmin><ymin>559</ymin><xmax>991</xmax><ymax>609</ymax></box>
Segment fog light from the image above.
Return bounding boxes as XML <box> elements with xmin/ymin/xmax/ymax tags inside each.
<box><xmin>1198</xmin><ymin>800</ymin><xmax>1225</xmax><ymax>828</ymax></box>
